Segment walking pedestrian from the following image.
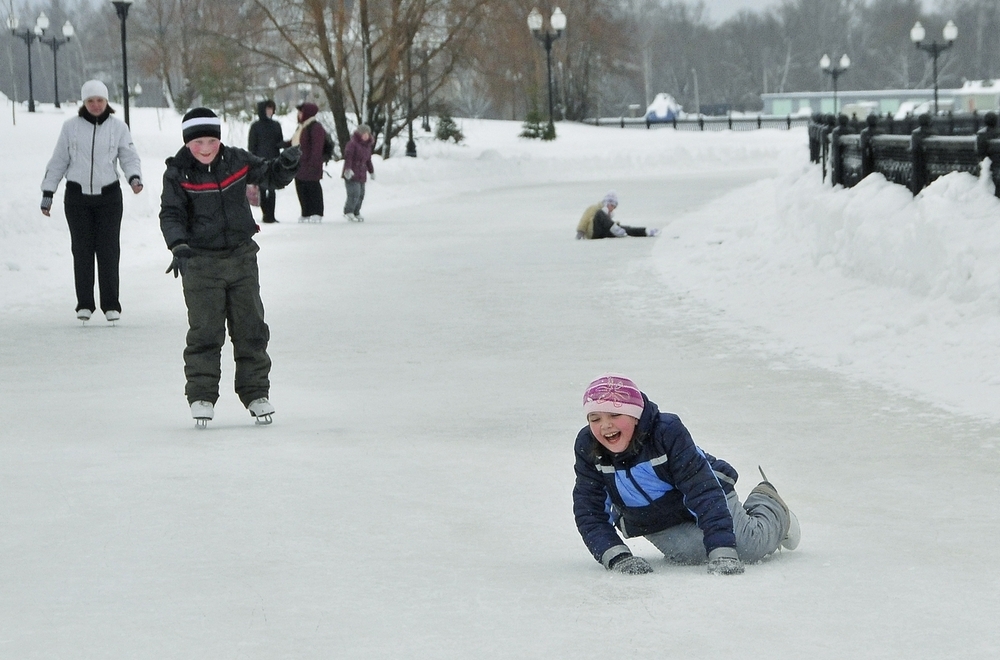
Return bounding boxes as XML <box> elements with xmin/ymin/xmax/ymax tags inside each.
<box><xmin>290</xmin><ymin>102</ymin><xmax>326</xmax><ymax>222</ymax></box>
<box><xmin>248</xmin><ymin>99</ymin><xmax>286</xmax><ymax>223</ymax></box>
<box><xmin>342</xmin><ymin>124</ymin><xmax>375</xmax><ymax>222</ymax></box>
<box><xmin>159</xmin><ymin>107</ymin><xmax>300</xmax><ymax>427</ymax></box>
<box><xmin>40</xmin><ymin>79</ymin><xmax>143</xmax><ymax>323</ymax></box>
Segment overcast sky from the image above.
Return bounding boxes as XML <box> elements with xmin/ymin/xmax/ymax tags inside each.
<box><xmin>696</xmin><ymin>0</ymin><xmax>785</xmax><ymax>23</ymax></box>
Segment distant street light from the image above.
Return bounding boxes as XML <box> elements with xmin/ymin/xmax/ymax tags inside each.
<box><xmin>420</xmin><ymin>44</ymin><xmax>431</xmax><ymax>132</ymax></box>
<box><xmin>820</xmin><ymin>53</ymin><xmax>851</xmax><ymax>115</ymax></box>
<box><xmin>527</xmin><ymin>6</ymin><xmax>567</xmax><ymax>137</ymax></box>
<box><xmin>405</xmin><ymin>46</ymin><xmax>416</xmax><ymax>157</ymax></box>
<box><xmin>38</xmin><ymin>16</ymin><xmax>75</xmax><ymax>109</ymax></box>
<box><xmin>911</xmin><ymin>20</ymin><xmax>958</xmax><ymax>115</ymax></box>
<box><xmin>8</xmin><ymin>14</ymin><xmax>47</xmax><ymax>112</ymax></box>
<box><xmin>111</xmin><ymin>0</ymin><xmax>134</xmax><ymax>126</ymax></box>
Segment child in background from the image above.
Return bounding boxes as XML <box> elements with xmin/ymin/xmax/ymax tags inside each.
<box><xmin>575</xmin><ymin>191</ymin><xmax>660</xmax><ymax>239</ymax></box>
<box><xmin>573</xmin><ymin>373</ymin><xmax>800</xmax><ymax>574</ymax></box>
<box><xmin>159</xmin><ymin>107</ymin><xmax>300</xmax><ymax>427</ymax></box>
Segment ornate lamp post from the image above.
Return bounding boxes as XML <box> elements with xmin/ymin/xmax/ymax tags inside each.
<box><xmin>910</xmin><ymin>20</ymin><xmax>958</xmax><ymax>115</ymax></box>
<box><xmin>819</xmin><ymin>53</ymin><xmax>851</xmax><ymax>115</ymax></box>
<box><xmin>527</xmin><ymin>6</ymin><xmax>567</xmax><ymax>137</ymax></box>
<box><xmin>405</xmin><ymin>46</ymin><xmax>416</xmax><ymax>157</ymax></box>
<box><xmin>38</xmin><ymin>16</ymin><xmax>75</xmax><ymax>109</ymax></box>
<box><xmin>111</xmin><ymin>0</ymin><xmax>134</xmax><ymax>126</ymax></box>
<box><xmin>420</xmin><ymin>43</ymin><xmax>431</xmax><ymax>132</ymax></box>
<box><xmin>8</xmin><ymin>14</ymin><xmax>47</xmax><ymax>112</ymax></box>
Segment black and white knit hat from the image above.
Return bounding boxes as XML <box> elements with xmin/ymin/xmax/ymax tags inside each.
<box><xmin>182</xmin><ymin>107</ymin><xmax>222</xmax><ymax>143</ymax></box>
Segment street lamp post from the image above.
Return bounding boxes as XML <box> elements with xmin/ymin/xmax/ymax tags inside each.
<box><xmin>38</xmin><ymin>17</ymin><xmax>75</xmax><ymax>109</ymax></box>
<box><xmin>819</xmin><ymin>53</ymin><xmax>851</xmax><ymax>115</ymax></box>
<box><xmin>910</xmin><ymin>20</ymin><xmax>958</xmax><ymax>116</ymax></box>
<box><xmin>527</xmin><ymin>6</ymin><xmax>567</xmax><ymax>138</ymax></box>
<box><xmin>111</xmin><ymin>0</ymin><xmax>134</xmax><ymax>126</ymax></box>
<box><xmin>405</xmin><ymin>46</ymin><xmax>416</xmax><ymax>157</ymax></box>
<box><xmin>8</xmin><ymin>14</ymin><xmax>47</xmax><ymax>112</ymax></box>
<box><xmin>420</xmin><ymin>45</ymin><xmax>431</xmax><ymax>132</ymax></box>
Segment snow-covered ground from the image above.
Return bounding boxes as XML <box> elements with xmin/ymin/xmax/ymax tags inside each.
<box><xmin>1</xmin><ymin>97</ymin><xmax>998</xmax><ymax>658</ymax></box>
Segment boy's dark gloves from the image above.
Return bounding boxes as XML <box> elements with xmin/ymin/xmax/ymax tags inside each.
<box><xmin>608</xmin><ymin>554</ymin><xmax>653</xmax><ymax>575</ymax></box>
<box><xmin>165</xmin><ymin>244</ymin><xmax>193</xmax><ymax>278</ymax></box>
<box><xmin>278</xmin><ymin>146</ymin><xmax>301</xmax><ymax>168</ymax></box>
<box><xmin>707</xmin><ymin>547</ymin><xmax>744</xmax><ymax>575</ymax></box>
<box><xmin>40</xmin><ymin>193</ymin><xmax>53</xmax><ymax>216</ymax></box>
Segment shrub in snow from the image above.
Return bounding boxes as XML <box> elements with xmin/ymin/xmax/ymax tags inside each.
<box><xmin>435</xmin><ymin>114</ymin><xmax>464</xmax><ymax>143</ymax></box>
<box><xmin>520</xmin><ymin>106</ymin><xmax>555</xmax><ymax>141</ymax></box>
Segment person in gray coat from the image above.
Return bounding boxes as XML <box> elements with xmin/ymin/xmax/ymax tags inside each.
<box><xmin>40</xmin><ymin>79</ymin><xmax>143</xmax><ymax>323</ymax></box>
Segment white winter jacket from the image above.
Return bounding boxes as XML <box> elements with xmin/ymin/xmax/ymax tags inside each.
<box><xmin>41</xmin><ymin>110</ymin><xmax>142</xmax><ymax>196</ymax></box>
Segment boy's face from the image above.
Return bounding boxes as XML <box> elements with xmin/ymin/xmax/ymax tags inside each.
<box><xmin>187</xmin><ymin>137</ymin><xmax>221</xmax><ymax>164</ymax></box>
<box><xmin>587</xmin><ymin>412</ymin><xmax>637</xmax><ymax>454</ymax></box>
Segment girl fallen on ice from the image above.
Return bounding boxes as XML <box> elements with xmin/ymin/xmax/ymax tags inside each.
<box><xmin>573</xmin><ymin>374</ymin><xmax>800</xmax><ymax>575</ymax></box>
<box><xmin>575</xmin><ymin>191</ymin><xmax>659</xmax><ymax>239</ymax></box>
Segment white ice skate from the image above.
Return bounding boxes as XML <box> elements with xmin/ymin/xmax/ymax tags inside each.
<box><xmin>248</xmin><ymin>398</ymin><xmax>275</xmax><ymax>425</ymax></box>
<box><xmin>77</xmin><ymin>309</ymin><xmax>92</xmax><ymax>323</ymax></box>
<box><xmin>191</xmin><ymin>400</ymin><xmax>214</xmax><ymax>429</ymax></box>
<box><xmin>105</xmin><ymin>310</ymin><xmax>120</xmax><ymax>324</ymax></box>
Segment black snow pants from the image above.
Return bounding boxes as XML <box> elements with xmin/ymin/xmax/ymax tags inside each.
<box><xmin>181</xmin><ymin>240</ymin><xmax>271</xmax><ymax>407</ymax></box>
<box><xmin>64</xmin><ymin>181</ymin><xmax>123</xmax><ymax>313</ymax></box>
<box><xmin>294</xmin><ymin>179</ymin><xmax>324</xmax><ymax>218</ymax></box>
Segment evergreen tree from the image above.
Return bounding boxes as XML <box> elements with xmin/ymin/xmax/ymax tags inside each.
<box><xmin>435</xmin><ymin>113</ymin><xmax>465</xmax><ymax>143</ymax></box>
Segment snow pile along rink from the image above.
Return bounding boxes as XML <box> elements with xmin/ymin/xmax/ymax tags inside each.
<box><xmin>653</xmin><ymin>158</ymin><xmax>1000</xmax><ymax>422</ymax></box>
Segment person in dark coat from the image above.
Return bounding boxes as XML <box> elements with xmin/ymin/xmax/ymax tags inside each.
<box><xmin>159</xmin><ymin>107</ymin><xmax>300</xmax><ymax>427</ymax></box>
<box><xmin>342</xmin><ymin>124</ymin><xmax>375</xmax><ymax>222</ymax></box>
<box><xmin>247</xmin><ymin>99</ymin><xmax>285</xmax><ymax>223</ymax></box>
<box><xmin>291</xmin><ymin>102</ymin><xmax>327</xmax><ymax>222</ymax></box>
<box><xmin>573</xmin><ymin>374</ymin><xmax>800</xmax><ymax>575</ymax></box>
<box><xmin>575</xmin><ymin>191</ymin><xmax>659</xmax><ymax>239</ymax></box>
<box><xmin>40</xmin><ymin>79</ymin><xmax>144</xmax><ymax>323</ymax></box>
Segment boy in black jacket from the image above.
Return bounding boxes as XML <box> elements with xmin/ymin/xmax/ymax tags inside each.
<box><xmin>160</xmin><ymin>107</ymin><xmax>299</xmax><ymax>427</ymax></box>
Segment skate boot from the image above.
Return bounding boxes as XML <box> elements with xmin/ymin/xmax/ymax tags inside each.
<box><xmin>752</xmin><ymin>467</ymin><xmax>801</xmax><ymax>551</ymax></box>
<box><xmin>191</xmin><ymin>400</ymin><xmax>214</xmax><ymax>429</ymax></box>
<box><xmin>248</xmin><ymin>398</ymin><xmax>275</xmax><ymax>425</ymax></box>
<box><xmin>105</xmin><ymin>310</ymin><xmax>120</xmax><ymax>324</ymax></box>
<box><xmin>77</xmin><ymin>309</ymin><xmax>93</xmax><ymax>323</ymax></box>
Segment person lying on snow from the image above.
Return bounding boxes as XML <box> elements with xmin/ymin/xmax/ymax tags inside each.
<box><xmin>572</xmin><ymin>373</ymin><xmax>800</xmax><ymax>575</ymax></box>
<box><xmin>575</xmin><ymin>191</ymin><xmax>660</xmax><ymax>239</ymax></box>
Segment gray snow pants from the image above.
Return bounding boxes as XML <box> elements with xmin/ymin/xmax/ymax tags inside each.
<box><xmin>344</xmin><ymin>180</ymin><xmax>366</xmax><ymax>216</ymax></box>
<box><xmin>181</xmin><ymin>241</ymin><xmax>271</xmax><ymax>407</ymax></box>
<box><xmin>644</xmin><ymin>490</ymin><xmax>788</xmax><ymax>564</ymax></box>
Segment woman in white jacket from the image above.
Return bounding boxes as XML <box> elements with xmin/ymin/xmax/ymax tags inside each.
<box><xmin>40</xmin><ymin>80</ymin><xmax>143</xmax><ymax>323</ymax></box>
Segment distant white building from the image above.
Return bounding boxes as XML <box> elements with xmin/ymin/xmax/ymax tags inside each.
<box><xmin>952</xmin><ymin>79</ymin><xmax>1000</xmax><ymax>113</ymax></box>
<box><xmin>762</xmin><ymin>89</ymin><xmax>945</xmax><ymax>117</ymax></box>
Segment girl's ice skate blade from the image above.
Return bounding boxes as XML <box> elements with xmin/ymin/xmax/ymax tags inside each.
<box><xmin>248</xmin><ymin>398</ymin><xmax>275</xmax><ymax>425</ymax></box>
<box><xmin>191</xmin><ymin>400</ymin><xmax>214</xmax><ymax>428</ymax></box>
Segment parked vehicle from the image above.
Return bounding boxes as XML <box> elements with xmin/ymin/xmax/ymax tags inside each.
<box><xmin>645</xmin><ymin>93</ymin><xmax>682</xmax><ymax>123</ymax></box>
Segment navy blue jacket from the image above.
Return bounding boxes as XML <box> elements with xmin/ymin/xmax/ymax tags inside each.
<box><xmin>573</xmin><ymin>395</ymin><xmax>738</xmax><ymax>565</ymax></box>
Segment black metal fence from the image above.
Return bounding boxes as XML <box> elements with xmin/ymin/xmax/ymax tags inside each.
<box><xmin>584</xmin><ymin>115</ymin><xmax>811</xmax><ymax>131</ymax></box>
<box><xmin>810</xmin><ymin>114</ymin><xmax>1000</xmax><ymax>196</ymax></box>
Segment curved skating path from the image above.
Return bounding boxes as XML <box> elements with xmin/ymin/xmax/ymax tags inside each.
<box><xmin>1</xmin><ymin>170</ymin><xmax>997</xmax><ymax>658</ymax></box>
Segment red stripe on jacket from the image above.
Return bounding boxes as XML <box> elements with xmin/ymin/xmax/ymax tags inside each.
<box><xmin>180</xmin><ymin>165</ymin><xmax>250</xmax><ymax>192</ymax></box>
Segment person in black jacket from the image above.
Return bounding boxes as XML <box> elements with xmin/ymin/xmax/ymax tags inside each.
<box><xmin>573</xmin><ymin>374</ymin><xmax>800</xmax><ymax>575</ymax></box>
<box><xmin>160</xmin><ymin>107</ymin><xmax>300</xmax><ymax>427</ymax></box>
<box><xmin>247</xmin><ymin>99</ymin><xmax>285</xmax><ymax>223</ymax></box>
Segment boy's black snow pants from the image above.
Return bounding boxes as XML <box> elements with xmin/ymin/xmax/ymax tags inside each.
<box><xmin>64</xmin><ymin>181</ymin><xmax>123</xmax><ymax>313</ymax></box>
<box><xmin>181</xmin><ymin>240</ymin><xmax>271</xmax><ymax>407</ymax></box>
